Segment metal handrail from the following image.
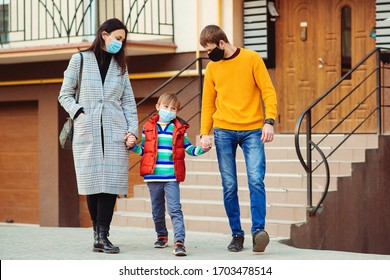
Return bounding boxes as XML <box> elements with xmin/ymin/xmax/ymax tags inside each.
<box><xmin>137</xmin><ymin>58</ymin><xmax>204</xmax><ymax>107</ymax></box>
<box><xmin>0</xmin><ymin>0</ymin><xmax>174</xmax><ymax>47</ymax></box>
<box><xmin>295</xmin><ymin>47</ymin><xmax>389</xmax><ymax>215</ymax></box>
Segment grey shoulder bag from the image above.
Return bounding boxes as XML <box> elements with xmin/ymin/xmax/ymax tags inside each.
<box><xmin>59</xmin><ymin>52</ymin><xmax>84</xmax><ymax>150</ymax></box>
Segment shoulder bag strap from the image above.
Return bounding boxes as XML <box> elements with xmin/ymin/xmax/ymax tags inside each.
<box><xmin>75</xmin><ymin>52</ymin><xmax>84</xmax><ymax>104</ymax></box>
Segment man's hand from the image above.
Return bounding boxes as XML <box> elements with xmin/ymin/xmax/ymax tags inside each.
<box><xmin>261</xmin><ymin>124</ymin><xmax>274</xmax><ymax>143</ymax></box>
<box><xmin>200</xmin><ymin>135</ymin><xmax>212</xmax><ymax>152</ymax></box>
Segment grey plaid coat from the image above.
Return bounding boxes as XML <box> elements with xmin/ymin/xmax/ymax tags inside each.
<box><xmin>58</xmin><ymin>51</ymin><xmax>138</xmax><ymax>195</ymax></box>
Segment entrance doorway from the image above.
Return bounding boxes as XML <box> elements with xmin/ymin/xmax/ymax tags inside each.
<box><xmin>275</xmin><ymin>0</ymin><xmax>376</xmax><ymax>133</ymax></box>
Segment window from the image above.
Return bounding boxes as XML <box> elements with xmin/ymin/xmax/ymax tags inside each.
<box><xmin>341</xmin><ymin>6</ymin><xmax>351</xmax><ymax>78</ymax></box>
<box><xmin>376</xmin><ymin>1</ymin><xmax>390</xmax><ymax>48</ymax></box>
<box><xmin>243</xmin><ymin>0</ymin><xmax>276</xmax><ymax>68</ymax></box>
<box><xmin>0</xmin><ymin>3</ymin><xmax>9</xmax><ymax>46</ymax></box>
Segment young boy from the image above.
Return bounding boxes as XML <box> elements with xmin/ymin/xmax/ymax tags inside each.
<box><xmin>126</xmin><ymin>92</ymin><xmax>211</xmax><ymax>256</ymax></box>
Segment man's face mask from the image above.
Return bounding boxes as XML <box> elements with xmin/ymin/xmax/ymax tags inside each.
<box><xmin>208</xmin><ymin>45</ymin><xmax>225</xmax><ymax>62</ymax></box>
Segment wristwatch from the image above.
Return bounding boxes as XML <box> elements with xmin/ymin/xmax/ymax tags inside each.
<box><xmin>264</xmin><ymin>118</ymin><xmax>275</xmax><ymax>126</ymax></box>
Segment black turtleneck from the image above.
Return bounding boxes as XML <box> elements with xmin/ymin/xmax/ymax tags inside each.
<box><xmin>98</xmin><ymin>51</ymin><xmax>113</xmax><ymax>84</ymax></box>
<box><xmin>74</xmin><ymin>51</ymin><xmax>113</xmax><ymax>120</ymax></box>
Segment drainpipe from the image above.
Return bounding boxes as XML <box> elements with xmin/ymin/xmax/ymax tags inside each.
<box><xmin>217</xmin><ymin>0</ymin><xmax>223</xmax><ymax>27</ymax></box>
<box><xmin>195</xmin><ymin>0</ymin><xmax>222</xmax><ymax>126</ymax></box>
<box><xmin>196</xmin><ymin>0</ymin><xmax>203</xmax><ymax>127</ymax></box>
<box><xmin>196</xmin><ymin>0</ymin><xmax>201</xmax><ymax>59</ymax></box>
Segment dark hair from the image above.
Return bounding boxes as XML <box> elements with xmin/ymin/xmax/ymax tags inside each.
<box><xmin>199</xmin><ymin>25</ymin><xmax>229</xmax><ymax>47</ymax></box>
<box><xmin>86</xmin><ymin>18</ymin><xmax>128</xmax><ymax>75</ymax></box>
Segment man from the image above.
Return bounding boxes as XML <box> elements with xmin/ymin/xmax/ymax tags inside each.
<box><xmin>199</xmin><ymin>25</ymin><xmax>277</xmax><ymax>252</ymax></box>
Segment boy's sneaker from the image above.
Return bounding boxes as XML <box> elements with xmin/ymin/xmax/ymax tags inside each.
<box><xmin>252</xmin><ymin>230</ymin><xmax>269</xmax><ymax>252</ymax></box>
<box><xmin>173</xmin><ymin>241</ymin><xmax>187</xmax><ymax>256</ymax></box>
<box><xmin>227</xmin><ymin>234</ymin><xmax>244</xmax><ymax>252</ymax></box>
<box><xmin>154</xmin><ymin>236</ymin><xmax>168</xmax><ymax>248</ymax></box>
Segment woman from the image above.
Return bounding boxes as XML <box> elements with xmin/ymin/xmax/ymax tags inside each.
<box><xmin>58</xmin><ymin>18</ymin><xmax>138</xmax><ymax>254</ymax></box>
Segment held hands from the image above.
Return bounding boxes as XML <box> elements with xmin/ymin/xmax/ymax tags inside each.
<box><xmin>261</xmin><ymin>124</ymin><xmax>275</xmax><ymax>143</ymax></box>
<box><xmin>200</xmin><ymin>135</ymin><xmax>212</xmax><ymax>152</ymax></box>
<box><xmin>124</xmin><ymin>132</ymin><xmax>137</xmax><ymax>148</ymax></box>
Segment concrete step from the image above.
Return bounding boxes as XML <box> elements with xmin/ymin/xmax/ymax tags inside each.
<box><xmin>112</xmin><ymin>211</ymin><xmax>301</xmax><ymax>238</ymax></box>
<box><xmin>200</xmin><ymin>142</ymin><xmax>371</xmax><ymax>163</ymax></box>
<box><xmin>183</xmin><ymin>171</ymin><xmax>342</xmax><ymax>191</ymax></box>
<box><xmin>264</xmin><ymin>146</ymin><xmax>367</xmax><ymax>161</ymax></box>
<box><xmin>186</xmin><ymin>158</ymin><xmax>353</xmax><ymax>176</ymax></box>
<box><xmin>266</xmin><ymin>134</ymin><xmax>378</xmax><ymax>149</ymax></box>
<box><xmin>197</xmin><ymin>134</ymin><xmax>378</xmax><ymax>150</ymax></box>
<box><xmin>116</xmin><ymin>196</ymin><xmax>307</xmax><ymax>222</ymax></box>
<box><xmin>133</xmin><ymin>184</ymin><xmax>324</xmax><ymax>204</ymax></box>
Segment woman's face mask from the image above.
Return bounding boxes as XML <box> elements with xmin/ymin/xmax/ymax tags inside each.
<box><xmin>208</xmin><ymin>45</ymin><xmax>225</xmax><ymax>62</ymax></box>
<box><xmin>105</xmin><ymin>37</ymin><xmax>122</xmax><ymax>54</ymax></box>
<box><xmin>103</xmin><ymin>31</ymin><xmax>124</xmax><ymax>54</ymax></box>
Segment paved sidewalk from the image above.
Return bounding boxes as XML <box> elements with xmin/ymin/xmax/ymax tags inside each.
<box><xmin>1</xmin><ymin>223</ymin><xmax>389</xmax><ymax>260</ymax></box>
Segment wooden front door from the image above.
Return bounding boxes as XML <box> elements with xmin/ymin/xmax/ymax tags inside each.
<box><xmin>275</xmin><ymin>0</ymin><xmax>376</xmax><ymax>133</ymax></box>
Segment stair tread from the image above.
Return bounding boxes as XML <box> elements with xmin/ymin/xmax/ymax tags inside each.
<box><xmin>134</xmin><ymin>184</ymin><xmax>331</xmax><ymax>192</ymax></box>
<box><xmin>186</xmin><ymin>171</ymin><xmax>302</xmax><ymax>176</ymax></box>
<box><xmin>185</xmin><ymin>171</ymin><xmax>349</xmax><ymax>178</ymax></box>
<box><xmin>186</xmin><ymin>158</ymin><xmax>359</xmax><ymax>163</ymax></box>
<box><xmin>115</xmin><ymin>211</ymin><xmax>305</xmax><ymax>224</ymax></box>
<box><xmin>119</xmin><ymin>196</ymin><xmax>306</xmax><ymax>207</ymax></box>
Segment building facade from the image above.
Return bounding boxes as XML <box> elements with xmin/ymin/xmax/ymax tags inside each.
<box><xmin>0</xmin><ymin>0</ymin><xmax>389</xmax><ymax>230</ymax></box>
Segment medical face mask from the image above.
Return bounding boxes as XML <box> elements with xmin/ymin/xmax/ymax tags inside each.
<box><xmin>159</xmin><ymin>108</ymin><xmax>176</xmax><ymax>123</ymax></box>
<box><xmin>208</xmin><ymin>46</ymin><xmax>225</xmax><ymax>62</ymax></box>
<box><xmin>106</xmin><ymin>37</ymin><xmax>122</xmax><ymax>54</ymax></box>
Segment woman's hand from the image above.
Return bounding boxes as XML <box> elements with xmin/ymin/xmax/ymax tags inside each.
<box><xmin>124</xmin><ymin>132</ymin><xmax>137</xmax><ymax>148</ymax></box>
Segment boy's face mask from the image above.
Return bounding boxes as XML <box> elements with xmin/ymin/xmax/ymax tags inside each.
<box><xmin>159</xmin><ymin>108</ymin><xmax>176</xmax><ymax>123</ymax></box>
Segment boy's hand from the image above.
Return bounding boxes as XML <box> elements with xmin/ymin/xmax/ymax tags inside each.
<box><xmin>124</xmin><ymin>133</ymin><xmax>137</xmax><ymax>148</ymax></box>
<box><xmin>202</xmin><ymin>145</ymin><xmax>212</xmax><ymax>152</ymax></box>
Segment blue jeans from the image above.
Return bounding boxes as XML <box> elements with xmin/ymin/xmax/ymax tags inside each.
<box><xmin>214</xmin><ymin>128</ymin><xmax>266</xmax><ymax>236</ymax></box>
<box><xmin>147</xmin><ymin>181</ymin><xmax>185</xmax><ymax>243</ymax></box>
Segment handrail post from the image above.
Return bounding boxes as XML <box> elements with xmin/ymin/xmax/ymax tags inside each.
<box><xmin>376</xmin><ymin>48</ymin><xmax>382</xmax><ymax>135</ymax></box>
<box><xmin>306</xmin><ymin>111</ymin><xmax>313</xmax><ymax>210</ymax></box>
<box><xmin>171</xmin><ymin>0</ymin><xmax>175</xmax><ymax>43</ymax></box>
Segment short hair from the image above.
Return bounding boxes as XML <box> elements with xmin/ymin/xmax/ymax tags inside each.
<box><xmin>199</xmin><ymin>25</ymin><xmax>229</xmax><ymax>47</ymax></box>
<box><xmin>157</xmin><ymin>92</ymin><xmax>180</xmax><ymax>110</ymax></box>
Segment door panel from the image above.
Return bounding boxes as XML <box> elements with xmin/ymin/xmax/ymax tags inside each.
<box><xmin>0</xmin><ymin>101</ymin><xmax>39</xmax><ymax>224</ymax></box>
<box><xmin>275</xmin><ymin>0</ymin><xmax>376</xmax><ymax>133</ymax></box>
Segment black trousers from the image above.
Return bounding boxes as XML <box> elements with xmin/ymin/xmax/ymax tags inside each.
<box><xmin>86</xmin><ymin>193</ymin><xmax>117</xmax><ymax>227</ymax></box>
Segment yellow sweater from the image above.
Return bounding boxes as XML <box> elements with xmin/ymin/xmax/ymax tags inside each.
<box><xmin>200</xmin><ymin>48</ymin><xmax>277</xmax><ymax>135</ymax></box>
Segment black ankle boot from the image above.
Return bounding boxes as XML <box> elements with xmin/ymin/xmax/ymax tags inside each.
<box><xmin>92</xmin><ymin>221</ymin><xmax>98</xmax><ymax>247</ymax></box>
<box><xmin>93</xmin><ymin>225</ymin><xmax>120</xmax><ymax>254</ymax></box>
